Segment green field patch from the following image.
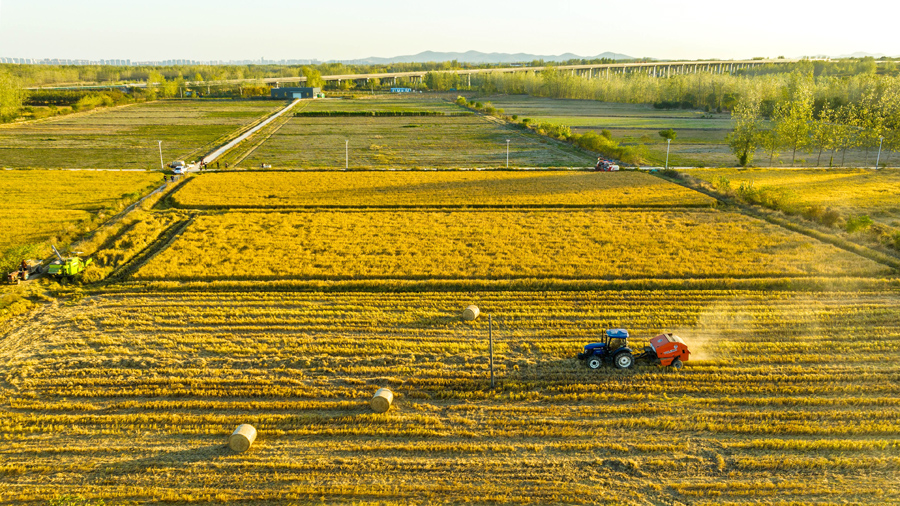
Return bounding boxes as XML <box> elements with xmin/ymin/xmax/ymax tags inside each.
<box><xmin>0</xmin><ymin>100</ymin><xmax>282</xmax><ymax>169</ymax></box>
<box><xmin>242</xmin><ymin>114</ymin><xmax>592</xmax><ymax>168</ymax></box>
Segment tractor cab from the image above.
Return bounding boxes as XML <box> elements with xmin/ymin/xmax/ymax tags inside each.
<box><xmin>577</xmin><ymin>328</ymin><xmax>635</xmax><ymax>369</ymax></box>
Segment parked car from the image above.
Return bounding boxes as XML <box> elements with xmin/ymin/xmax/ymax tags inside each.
<box><xmin>170</xmin><ymin>160</ymin><xmax>187</xmax><ymax>174</ymax></box>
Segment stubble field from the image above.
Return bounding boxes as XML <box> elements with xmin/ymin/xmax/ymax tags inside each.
<box><xmin>1</xmin><ymin>288</ymin><xmax>898</xmax><ymax>504</ymax></box>
<box><xmin>234</xmin><ymin>97</ymin><xmax>593</xmax><ymax>168</ymax></box>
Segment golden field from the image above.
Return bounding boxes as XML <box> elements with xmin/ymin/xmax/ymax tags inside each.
<box><xmin>0</xmin><ymin>288</ymin><xmax>898</xmax><ymax>504</ymax></box>
<box><xmin>171</xmin><ymin>170</ymin><xmax>717</xmax><ymax>208</ymax></box>
<box><xmin>688</xmin><ymin>167</ymin><xmax>900</xmax><ymax>218</ymax></box>
<box><xmin>129</xmin><ymin>209</ymin><xmax>890</xmax><ymax>282</ymax></box>
<box><xmin>0</xmin><ymin>170</ymin><xmax>160</xmax><ymax>251</ymax></box>
<box><xmin>1</xmin><ymin>96</ymin><xmax>900</xmax><ymax>505</ymax></box>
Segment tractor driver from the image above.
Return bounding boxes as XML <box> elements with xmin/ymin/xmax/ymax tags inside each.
<box><xmin>20</xmin><ymin>260</ymin><xmax>28</xmax><ymax>272</ymax></box>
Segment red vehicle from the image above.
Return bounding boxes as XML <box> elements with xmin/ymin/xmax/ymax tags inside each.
<box><xmin>637</xmin><ymin>333</ymin><xmax>691</xmax><ymax>369</ymax></box>
<box><xmin>594</xmin><ymin>159</ymin><xmax>620</xmax><ymax>171</ymax></box>
<box><xmin>6</xmin><ymin>259</ymin><xmax>42</xmax><ymax>285</ymax></box>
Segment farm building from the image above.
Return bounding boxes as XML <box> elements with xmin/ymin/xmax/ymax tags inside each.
<box><xmin>271</xmin><ymin>87</ymin><xmax>321</xmax><ymax>99</ymax></box>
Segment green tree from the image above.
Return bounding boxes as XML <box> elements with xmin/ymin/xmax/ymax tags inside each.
<box><xmin>658</xmin><ymin>129</ymin><xmax>677</xmax><ymax>141</ymax></box>
<box><xmin>0</xmin><ymin>70</ymin><xmax>27</xmax><ymax>121</ymax></box>
<box><xmin>759</xmin><ymin>129</ymin><xmax>780</xmax><ymax>166</ymax></box>
<box><xmin>368</xmin><ymin>77</ymin><xmax>380</xmax><ymax>94</ymax></box>
<box><xmin>810</xmin><ymin>106</ymin><xmax>842</xmax><ymax>166</ymax></box>
<box><xmin>727</xmin><ymin>92</ymin><xmax>762</xmax><ymax>166</ymax></box>
<box><xmin>773</xmin><ymin>75</ymin><xmax>813</xmax><ymax>166</ymax></box>
<box><xmin>302</xmin><ymin>66</ymin><xmax>324</xmax><ymax>88</ymax></box>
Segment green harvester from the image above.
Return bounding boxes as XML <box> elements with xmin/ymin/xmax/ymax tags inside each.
<box><xmin>46</xmin><ymin>245</ymin><xmax>92</xmax><ymax>280</ymax></box>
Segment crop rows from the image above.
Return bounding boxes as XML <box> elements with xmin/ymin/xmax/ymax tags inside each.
<box><xmin>170</xmin><ymin>170</ymin><xmax>717</xmax><ymax>209</ymax></box>
<box><xmin>240</xmin><ymin>115</ymin><xmax>592</xmax><ymax>168</ymax></box>
<box><xmin>130</xmin><ymin>209</ymin><xmax>889</xmax><ymax>282</ymax></box>
<box><xmin>0</xmin><ymin>100</ymin><xmax>283</xmax><ymax>169</ymax></box>
<box><xmin>1</xmin><ymin>289</ymin><xmax>898</xmax><ymax>504</ymax></box>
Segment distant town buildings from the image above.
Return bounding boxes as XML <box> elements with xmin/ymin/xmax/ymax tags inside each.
<box><xmin>0</xmin><ymin>57</ymin><xmax>321</xmax><ymax>66</ymax></box>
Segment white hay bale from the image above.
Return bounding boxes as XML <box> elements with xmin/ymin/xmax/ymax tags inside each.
<box><xmin>463</xmin><ymin>305</ymin><xmax>480</xmax><ymax>321</ymax></box>
<box><xmin>370</xmin><ymin>387</ymin><xmax>394</xmax><ymax>413</ymax></box>
<box><xmin>228</xmin><ymin>424</ymin><xmax>257</xmax><ymax>453</ymax></box>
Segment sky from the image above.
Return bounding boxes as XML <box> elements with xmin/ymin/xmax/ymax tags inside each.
<box><xmin>1</xmin><ymin>0</ymin><xmax>898</xmax><ymax>62</ymax></box>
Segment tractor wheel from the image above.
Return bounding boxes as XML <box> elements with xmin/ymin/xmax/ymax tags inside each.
<box><xmin>614</xmin><ymin>352</ymin><xmax>634</xmax><ymax>369</ymax></box>
<box><xmin>587</xmin><ymin>356</ymin><xmax>603</xmax><ymax>370</ymax></box>
<box><xmin>671</xmin><ymin>358</ymin><xmax>684</xmax><ymax>370</ymax></box>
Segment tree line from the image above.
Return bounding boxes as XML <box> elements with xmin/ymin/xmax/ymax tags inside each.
<box><xmin>728</xmin><ymin>72</ymin><xmax>899</xmax><ymax>166</ymax></box>
<box><xmin>451</xmin><ymin>61</ymin><xmax>898</xmax><ymax>166</ymax></box>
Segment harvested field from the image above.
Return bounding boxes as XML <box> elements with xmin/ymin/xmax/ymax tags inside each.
<box><xmin>0</xmin><ymin>100</ymin><xmax>284</xmax><ymax>169</ymax></box>
<box><xmin>240</xmin><ymin>115</ymin><xmax>591</xmax><ymax>168</ymax></box>
<box><xmin>1</xmin><ymin>95</ymin><xmax>899</xmax><ymax>505</ymax></box>
<box><xmin>0</xmin><ymin>288</ymin><xmax>898</xmax><ymax>504</ymax></box>
<box><xmin>171</xmin><ymin>171</ymin><xmax>717</xmax><ymax>208</ymax></box>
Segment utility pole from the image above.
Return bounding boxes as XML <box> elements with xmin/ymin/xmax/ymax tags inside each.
<box><xmin>506</xmin><ymin>139</ymin><xmax>510</xmax><ymax>168</ymax></box>
<box><xmin>875</xmin><ymin>136</ymin><xmax>884</xmax><ymax>169</ymax></box>
<box><xmin>345</xmin><ymin>139</ymin><xmax>349</xmax><ymax>169</ymax></box>
<box><xmin>665</xmin><ymin>138</ymin><xmax>671</xmax><ymax>169</ymax></box>
<box><xmin>157</xmin><ymin>140</ymin><xmax>164</xmax><ymax>169</ymax></box>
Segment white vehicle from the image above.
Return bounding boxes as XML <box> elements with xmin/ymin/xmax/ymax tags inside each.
<box><xmin>170</xmin><ymin>160</ymin><xmax>187</xmax><ymax>174</ymax></box>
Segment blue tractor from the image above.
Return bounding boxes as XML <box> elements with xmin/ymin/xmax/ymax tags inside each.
<box><xmin>576</xmin><ymin>328</ymin><xmax>635</xmax><ymax>369</ymax></box>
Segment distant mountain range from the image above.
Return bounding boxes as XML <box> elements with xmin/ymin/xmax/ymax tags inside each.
<box><xmin>335</xmin><ymin>50</ymin><xmax>635</xmax><ymax>65</ymax></box>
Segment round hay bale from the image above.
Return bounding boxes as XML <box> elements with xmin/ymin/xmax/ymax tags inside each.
<box><xmin>370</xmin><ymin>387</ymin><xmax>394</xmax><ymax>413</ymax></box>
<box><xmin>462</xmin><ymin>305</ymin><xmax>480</xmax><ymax>321</ymax></box>
<box><xmin>228</xmin><ymin>424</ymin><xmax>257</xmax><ymax>453</ymax></box>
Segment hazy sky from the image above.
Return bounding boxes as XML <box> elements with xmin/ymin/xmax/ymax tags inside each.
<box><xmin>1</xmin><ymin>0</ymin><xmax>898</xmax><ymax>61</ymax></box>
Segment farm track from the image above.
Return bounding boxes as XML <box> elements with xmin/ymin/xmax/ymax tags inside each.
<box><xmin>184</xmin><ymin>103</ymin><xmax>287</xmax><ymax>163</ymax></box>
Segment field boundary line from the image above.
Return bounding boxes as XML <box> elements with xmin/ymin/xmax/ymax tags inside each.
<box><xmin>657</xmin><ymin>174</ymin><xmax>900</xmax><ymax>271</ymax></box>
<box><xmin>98</xmin><ymin>276</ymin><xmax>899</xmax><ymax>294</ymax></box>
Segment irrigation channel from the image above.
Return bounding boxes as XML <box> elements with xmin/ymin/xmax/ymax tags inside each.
<box><xmin>200</xmin><ymin>99</ymin><xmax>300</xmax><ymax>165</ymax></box>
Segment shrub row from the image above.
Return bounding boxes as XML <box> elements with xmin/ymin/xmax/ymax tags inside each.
<box><xmin>456</xmin><ymin>95</ymin><xmax>648</xmax><ymax>165</ymax></box>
